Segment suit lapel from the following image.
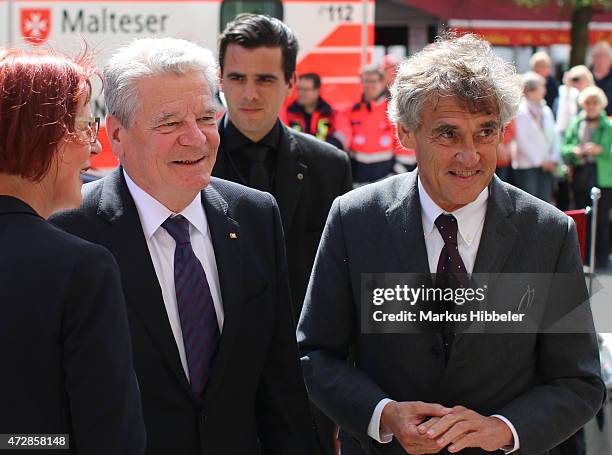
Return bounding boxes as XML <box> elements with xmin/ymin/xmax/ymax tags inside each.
<box><xmin>274</xmin><ymin>126</ymin><xmax>307</xmax><ymax>236</ymax></box>
<box><xmin>385</xmin><ymin>173</ymin><xmax>445</xmax><ymax>384</ymax></box>
<box><xmin>200</xmin><ymin>183</ymin><xmax>245</xmax><ymax>407</ymax></box>
<box><xmin>385</xmin><ymin>172</ymin><xmax>431</xmax><ymax>274</ymax></box>
<box><xmin>97</xmin><ymin>168</ymin><xmax>192</xmax><ymax>398</ymax></box>
<box><xmin>472</xmin><ymin>176</ymin><xmax>518</xmax><ymax>274</ymax></box>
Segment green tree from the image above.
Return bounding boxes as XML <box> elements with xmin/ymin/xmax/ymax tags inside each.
<box><xmin>514</xmin><ymin>0</ymin><xmax>612</xmax><ymax>66</ymax></box>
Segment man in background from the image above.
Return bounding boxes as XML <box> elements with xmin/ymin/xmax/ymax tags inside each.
<box><xmin>347</xmin><ymin>65</ymin><xmax>411</xmax><ymax>186</ymax></box>
<box><xmin>591</xmin><ymin>41</ymin><xmax>612</xmax><ymax>116</ymax></box>
<box><xmin>286</xmin><ymin>72</ymin><xmax>349</xmax><ymax>150</ymax></box>
<box><xmin>530</xmin><ymin>51</ymin><xmax>559</xmax><ymax>110</ymax></box>
<box><xmin>214</xmin><ymin>13</ymin><xmax>352</xmax><ymax>318</ymax></box>
<box><xmin>213</xmin><ymin>14</ymin><xmax>352</xmax><ymax>455</ymax></box>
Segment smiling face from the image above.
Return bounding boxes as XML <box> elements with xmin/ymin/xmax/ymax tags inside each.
<box><xmin>53</xmin><ymin>97</ymin><xmax>101</xmax><ymax>212</ymax></box>
<box><xmin>220</xmin><ymin>44</ymin><xmax>294</xmax><ymax>142</ymax></box>
<box><xmin>107</xmin><ymin>70</ymin><xmax>220</xmax><ymax>212</ymax></box>
<box><xmin>398</xmin><ymin>96</ymin><xmax>501</xmax><ymax>212</ymax></box>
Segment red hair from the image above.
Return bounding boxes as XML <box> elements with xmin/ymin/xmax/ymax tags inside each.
<box><xmin>0</xmin><ymin>47</ymin><xmax>99</xmax><ymax>181</ymax></box>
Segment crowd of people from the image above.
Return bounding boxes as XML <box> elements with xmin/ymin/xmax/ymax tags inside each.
<box><xmin>502</xmin><ymin>43</ymin><xmax>612</xmax><ymax>271</ymax></box>
<box><xmin>0</xmin><ymin>14</ymin><xmax>607</xmax><ymax>455</ymax></box>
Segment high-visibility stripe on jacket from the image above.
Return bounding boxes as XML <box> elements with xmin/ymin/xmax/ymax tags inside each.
<box><xmin>347</xmin><ymin>93</ymin><xmax>406</xmax><ymax>183</ymax></box>
<box><xmin>286</xmin><ymin>97</ymin><xmax>349</xmax><ymax>150</ymax></box>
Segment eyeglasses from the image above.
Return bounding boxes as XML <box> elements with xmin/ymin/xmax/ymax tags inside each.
<box><xmin>75</xmin><ymin>116</ymin><xmax>100</xmax><ymax>143</ymax></box>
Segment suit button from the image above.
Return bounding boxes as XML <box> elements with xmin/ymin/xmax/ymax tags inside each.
<box><xmin>430</xmin><ymin>346</ymin><xmax>442</xmax><ymax>358</ymax></box>
<box><xmin>297</xmin><ymin>172</ymin><xmax>304</xmax><ymax>180</ymax></box>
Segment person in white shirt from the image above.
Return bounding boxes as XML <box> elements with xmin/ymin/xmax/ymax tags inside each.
<box><xmin>512</xmin><ymin>71</ymin><xmax>560</xmax><ymax>204</ymax></box>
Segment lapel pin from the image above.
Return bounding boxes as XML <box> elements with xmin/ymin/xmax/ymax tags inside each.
<box><xmin>229</xmin><ymin>232</ymin><xmax>238</xmax><ymax>239</ymax></box>
<box><xmin>297</xmin><ymin>172</ymin><xmax>304</xmax><ymax>180</ymax></box>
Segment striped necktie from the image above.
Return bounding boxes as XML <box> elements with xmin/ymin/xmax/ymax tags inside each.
<box><xmin>162</xmin><ymin>215</ymin><xmax>219</xmax><ymax>401</ymax></box>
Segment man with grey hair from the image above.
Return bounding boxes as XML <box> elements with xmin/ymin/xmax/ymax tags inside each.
<box><xmin>591</xmin><ymin>41</ymin><xmax>612</xmax><ymax>115</ymax></box>
<box><xmin>529</xmin><ymin>50</ymin><xmax>558</xmax><ymax>109</ymax></box>
<box><xmin>52</xmin><ymin>37</ymin><xmax>313</xmax><ymax>455</ymax></box>
<box><xmin>298</xmin><ymin>33</ymin><xmax>603</xmax><ymax>455</ymax></box>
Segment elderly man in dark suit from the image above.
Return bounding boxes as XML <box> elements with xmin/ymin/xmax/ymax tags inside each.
<box><xmin>297</xmin><ymin>33</ymin><xmax>605</xmax><ymax>455</ymax></box>
<box><xmin>52</xmin><ymin>37</ymin><xmax>312</xmax><ymax>455</ymax></box>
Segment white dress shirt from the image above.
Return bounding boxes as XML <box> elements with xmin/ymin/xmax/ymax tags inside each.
<box><xmin>367</xmin><ymin>177</ymin><xmax>519</xmax><ymax>453</ymax></box>
<box><xmin>124</xmin><ymin>170</ymin><xmax>224</xmax><ymax>382</ymax></box>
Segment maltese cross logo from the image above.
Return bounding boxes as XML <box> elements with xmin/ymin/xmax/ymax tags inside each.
<box><xmin>21</xmin><ymin>9</ymin><xmax>51</xmax><ymax>46</ymax></box>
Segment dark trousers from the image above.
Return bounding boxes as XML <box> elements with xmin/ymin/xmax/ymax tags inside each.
<box><xmin>514</xmin><ymin>168</ymin><xmax>553</xmax><ymax>204</ymax></box>
<box><xmin>556</xmin><ymin>178</ymin><xmax>571</xmax><ymax>212</ymax></box>
<box><xmin>574</xmin><ymin>188</ymin><xmax>592</xmax><ymax>211</ymax></box>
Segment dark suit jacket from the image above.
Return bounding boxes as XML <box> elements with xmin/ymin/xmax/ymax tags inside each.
<box><xmin>297</xmin><ymin>171</ymin><xmax>605</xmax><ymax>455</ymax></box>
<box><xmin>213</xmin><ymin>117</ymin><xmax>352</xmax><ymax>316</ymax></box>
<box><xmin>0</xmin><ymin>195</ymin><xmax>145</xmax><ymax>455</ymax></box>
<box><xmin>51</xmin><ymin>170</ymin><xmax>313</xmax><ymax>455</ymax></box>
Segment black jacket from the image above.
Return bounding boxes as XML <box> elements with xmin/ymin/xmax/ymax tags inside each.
<box><xmin>0</xmin><ymin>195</ymin><xmax>145</xmax><ymax>455</ymax></box>
<box><xmin>214</xmin><ymin>117</ymin><xmax>353</xmax><ymax>317</ymax></box>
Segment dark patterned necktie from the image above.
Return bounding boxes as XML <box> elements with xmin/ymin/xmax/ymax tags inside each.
<box><xmin>434</xmin><ymin>214</ymin><xmax>467</xmax><ymax>357</ymax></box>
<box><xmin>247</xmin><ymin>144</ymin><xmax>271</xmax><ymax>192</ymax></box>
<box><xmin>162</xmin><ymin>215</ymin><xmax>219</xmax><ymax>401</ymax></box>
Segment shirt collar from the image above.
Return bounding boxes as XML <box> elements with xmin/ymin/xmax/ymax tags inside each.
<box><xmin>123</xmin><ymin>169</ymin><xmax>209</xmax><ymax>240</ymax></box>
<box><xmin>224</xmin><ymin>115</ymin><xmax>282</xmax><ymax>153</ymax></box>
<box><xmin>418</xmin><ymin>176</ymin><xmax>488</xmax><ymax>246</ymax></box>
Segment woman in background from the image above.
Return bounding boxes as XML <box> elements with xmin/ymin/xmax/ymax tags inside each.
<box><xmin>554</xmin><ymin>65</ymin><xmax>595</xmax><ymax>210</ymax></box>
<box><xmin>0</xmin><ymin>48</ymin><xmax>145</xmax><ymax>453</ymax></box>
<box><xmin>556</xmin><ymin>65</ymin><xmax>594</xmax><ymax>134</ymax></box>
<box><xmin>512</xmin><ymin>71</ymin><xmax>560</xmax><ymax>204</ymax></box>
<box><xmin>562</xmin><ymin>86</ymin><xmax>612</xmax><ymax>269</ymax></box>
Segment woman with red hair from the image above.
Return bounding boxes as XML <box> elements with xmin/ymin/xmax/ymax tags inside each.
<box><xmin>0</xmin><ymin>48</ymin><xmax>145</xmax><ymax>453</ymax></box>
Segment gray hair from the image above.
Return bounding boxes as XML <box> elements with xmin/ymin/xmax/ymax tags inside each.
<box><xmin>104</xmin><ymin>37</ymin><xmax>218</xmax><ymax>127</ymax></box>
<box><xmin>529</xmin><ymin>51</ymin><xmax>551</xmax><ymax>69</ymax></box>
<box><xmin>388</xmin><ymin>33</ymin><xmax>522</xmax><ymax>131</ymax></box>
<box><xmin>591</xmin><ymin>41</ymin><xmax>612</xmax><ymax>59</ymax></box>
<box><xmin>361</xmin><ymin>64</ymin><xmax>383</xmax><ymax>79</ymax></box>
<box><xmin>564</xmin><ymin>65</ymin><xmax>594</xmax><ymax>86</ymax></box>
<box><xmin>521</xmin><ymin>71</ymin><xmax>545</xmax><ymax>93</ymax></box>
<box><xmin>578</xmin><ymin>85</ymin><xmax>608</xmax><ymax>109</ymax></box>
